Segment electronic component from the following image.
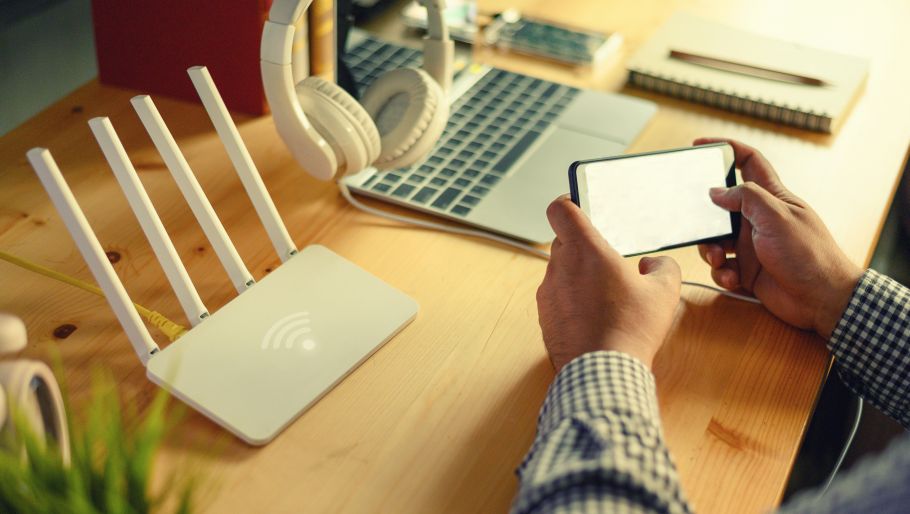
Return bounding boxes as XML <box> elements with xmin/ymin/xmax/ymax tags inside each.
<box><xmin>24</xmin><ymin>67</ymin><xmax>417</xmax><ymax>445</ymax></box>
<box><xmin>484</xmin><ymin>10</ymin><xmax>622</xmax><ymax>66</ymax></box>
<box><xmin>0</xmin><ymin>313</ymin><xmax>70</xmax><ymax>463</ymax></box>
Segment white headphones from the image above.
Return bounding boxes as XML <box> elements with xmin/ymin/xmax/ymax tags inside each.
<box><xmin>0</xmin><ymin>313</ymin><xmax>70</xmax><ymax>462</ymax></box>
<box><xmin>260</xmin><ymin>0</ymin><xmax>454</xmax><ymax>181</ymax></box>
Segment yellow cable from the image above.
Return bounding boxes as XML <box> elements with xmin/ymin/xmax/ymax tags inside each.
<box><xmin>0</xmin><ymin>250</ymin><xmax>187</xmax><ymax>341</ymax></box>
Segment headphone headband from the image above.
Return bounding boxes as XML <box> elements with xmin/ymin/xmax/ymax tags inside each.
<box><xmin>419</xmin><ymin>0</ymin><xmax>449</xmax><ymax>44</ymax></box>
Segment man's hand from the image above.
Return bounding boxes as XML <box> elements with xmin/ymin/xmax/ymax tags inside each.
<box><xmin>695</xmin><ymin>138</ymin><xmax>863</xmax><ymax>339</ymax></box>
<box><xmin>537</xmin><ymin>197</ymin><xmax>681</xmax><ymax>371</ymax></box>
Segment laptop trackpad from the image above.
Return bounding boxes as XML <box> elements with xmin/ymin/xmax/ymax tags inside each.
<box><xmin>558</xmin><ymin>92</ymin><xmax>658</xmax><ymax>144</ymax></box>
<box><xmin>469</xmin><ymin>128</ymin><xmax>626</xmax><ymax>244</ymax></box>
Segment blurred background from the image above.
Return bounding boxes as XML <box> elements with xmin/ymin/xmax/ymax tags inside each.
<box><xmin>0</xmin><ymin>0</ymin><xmax>97</xmax><ymax>136</ymax></box>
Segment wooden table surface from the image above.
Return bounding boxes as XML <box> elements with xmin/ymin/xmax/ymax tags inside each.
<box><xmin>2</xmin><ymin>0</ymin><xmax>909</xmax><ymax>512</ymax></box>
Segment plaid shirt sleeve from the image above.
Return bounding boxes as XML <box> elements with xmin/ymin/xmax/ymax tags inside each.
<box><xmin>512</xmin><ymin>269</ymin><xmax>910</xmax><ymax>514</ymax></box>
<box><xmin>828</xmin><ymin>269</ymin><xmax>910</xmax><ymax>429</ymax></box>
<box><xmin>511</xmin><ymin>351</ymin><xmax>691</xmax><ymax>514</ymax></box>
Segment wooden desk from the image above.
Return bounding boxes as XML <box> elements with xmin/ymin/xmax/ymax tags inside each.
<box><xmin>1</xmin><ymin>0</ymin><xmax>908</xmax><ymax>512</ymax></box>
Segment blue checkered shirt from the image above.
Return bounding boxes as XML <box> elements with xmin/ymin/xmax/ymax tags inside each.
<box><xmin>513</xmin><ymin>269</ymin><xmax>910</xmax><ymax>513</ymax></box>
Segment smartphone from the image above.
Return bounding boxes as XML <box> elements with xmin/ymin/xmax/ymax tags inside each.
<box><xmin>568</xmin><ymin>143</ymin><xmax>738</xmax><ymax>256</ymax></box>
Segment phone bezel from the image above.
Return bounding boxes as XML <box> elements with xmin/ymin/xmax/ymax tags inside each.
<box><xmin>568</xmin><ymin>142</ymin><xmax>740</xmax><ymax>256</ymax></box>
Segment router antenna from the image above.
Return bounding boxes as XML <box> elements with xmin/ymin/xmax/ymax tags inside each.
<box><xmin>130</xmin><ymin>95</ymin><xmax>254</xmax><ymax>293</ymax></box>
<box><xmin>187</xmin><ymin>66</ymin><xmax>297</xmax><ymax>262</ymax></box>
<box><xmin>88</xmin><ymin>117</ymin><xmax>209</xmax><ymax>326</ymax></box>
<box><xmin>26</xmin><ymin>148</ymin><xmax>160</xmax><ymax>365</ymax></box>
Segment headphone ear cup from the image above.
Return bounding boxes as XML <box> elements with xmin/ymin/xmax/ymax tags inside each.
<box><xmin>296</xmin><ymin>77</ymin><xmax>373</xmax><ymax>177</ymax></box>
<box><xmin>298</xmin><ymin>77</ymin><xmax>381</xmax><ymax>164</ymax></box>
<box><xmin>361</xmin><ymin>68</ymin><xmax>448</xmax><ymax>171</ymax></box>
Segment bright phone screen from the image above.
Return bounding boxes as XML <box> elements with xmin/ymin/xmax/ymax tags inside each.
<box><xmin>574</xmin><ymin>145</ymin><xmax>734</xmax><ymax>256</ymax></box>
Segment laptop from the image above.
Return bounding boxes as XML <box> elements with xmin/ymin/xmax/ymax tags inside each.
<box><xmin>342</xmin><ymin>33</ymin><xmax>656</xmax><ymax>244</ymax></box>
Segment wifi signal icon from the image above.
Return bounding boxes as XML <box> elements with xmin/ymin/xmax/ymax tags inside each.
<box><xmin>261</xmin><ymin>311</ymin><xmax>315</xmax><ymax>350</ymax></box>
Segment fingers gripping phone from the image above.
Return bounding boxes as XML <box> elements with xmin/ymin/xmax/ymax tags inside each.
<box><xmin>569</xmin><ymin>143</ymin><xmax>739</xmax><ymax>256</ymax></box>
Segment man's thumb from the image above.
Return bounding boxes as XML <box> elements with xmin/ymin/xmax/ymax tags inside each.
<box><xmin>710</xmin><ymin>183</ymin><xmax>781</xmax><ymax>226</ymax></box>
<box><xmin>639</xmin><ymin>256</ymin><xmax>681</xmax><ymax>285</ymax></box>
<box><xmin>709</xmin><ymin>186</ymin><xmax>742</xmax><ymax>212</ymax></box>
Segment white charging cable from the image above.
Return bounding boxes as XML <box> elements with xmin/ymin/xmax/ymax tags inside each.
<box><xmin>339</xmin><ymin>183</ymin><xmax>762</xmax><ymax>305</ymax></box>
<box><xmin>820</xmin><ymin>395</ymin><xmax>864</xmax><ymax>496</ymax></box>
<box><xmin>339</xmin><ymin>183</ymin><xmax>553</xmax><ymax>259</ymax></box>
<box><xmin>679</xmin><ymin>280</ymin><xmax>762</xmax><ymax>304</ymax></box>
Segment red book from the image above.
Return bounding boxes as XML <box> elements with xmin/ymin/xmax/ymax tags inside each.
<box><xmin>91</xmin><ymin>0</ymin><xmax>271</xmax><ymax>115</ymax></box>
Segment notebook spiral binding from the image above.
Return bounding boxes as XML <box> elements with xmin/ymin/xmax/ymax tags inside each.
<box><xmin>628</xmin><ymin>69</ymin><xmax>831</xmax><ymax>133</ymax></box>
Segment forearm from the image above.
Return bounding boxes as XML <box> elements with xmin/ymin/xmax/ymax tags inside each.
<box><xmin>511</xmin><ymin>351</ymin><xmax>690</xmax><ymax>514</ymax></box>
<box><xmin>829</xmin><ymin>269</ymin><xmax>910</xmax><ymax>429</ymax></box>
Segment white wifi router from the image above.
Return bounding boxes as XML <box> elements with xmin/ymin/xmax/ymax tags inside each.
<box><xmin>146</xmin><ymin>244</ymin><xmax>416</xmax><ymax>444</ymax></box>
<box><xmin>27</xmin><ymin>67</ymin><xmax>417</xmax><ymax>445</ymax></box>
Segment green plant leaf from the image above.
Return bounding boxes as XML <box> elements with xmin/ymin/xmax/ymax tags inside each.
<box><xmin>0</xmin><ymin>360</ymin><xmax>197</xmax><ymax>514</ymax></box>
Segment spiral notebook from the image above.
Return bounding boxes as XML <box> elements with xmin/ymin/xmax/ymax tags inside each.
<box><xmin>627</xmin><ymin>13</ymin><xmax>869</xmax><ymax>133</ymax></box>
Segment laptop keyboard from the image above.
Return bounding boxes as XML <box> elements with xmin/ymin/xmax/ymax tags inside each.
<box><xmin>344</xmin><ymin>35</ymin><xmax>580</xmax><ymax>218</ymax></box>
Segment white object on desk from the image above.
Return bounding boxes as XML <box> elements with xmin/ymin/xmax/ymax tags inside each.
<box><xmin>261</xmin><ymin>0</ymin><xmax>453</xmax><ymax>179</ymax></box>
<box><xmin>626</xmin><ymin>12</ymin><xmax>869</xmax><ymax>132</ymax></box>
<box><xmin>0</xmin><ymin>313</ymin><xmax>71</xmax><ymax>463</ymax></box>
<box><xmin>27</xmin><ymin>76</ymin><xmax>419</xmax><ymax>444</ymax></box>
<box><xmin>187</xmin><ymin>66</ymin><xmax>298</xmax><ymax>263</ymax></box>
<box><xmin>26</xmin><ymin>148</ymin><xmax>160</xmax><ymax>364</ymax></box>
<box><xmin>88</xmin><ymin>117</ymin><xmax>209</xmax><ymax>325</ymax></box>
<box><xmin>146</xmin><ymin>244</ymin><xmax>418</xmax><ymax>444</ymax></box>
<box><xmin>0</xmin><ymin>312</ymin><xmax>27</xmax><ymax>355</ymax></box>
<box><xmin>131</xmin><ymin>94</ymin><xmax>255</xmax><ymax>293</ymax></box>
